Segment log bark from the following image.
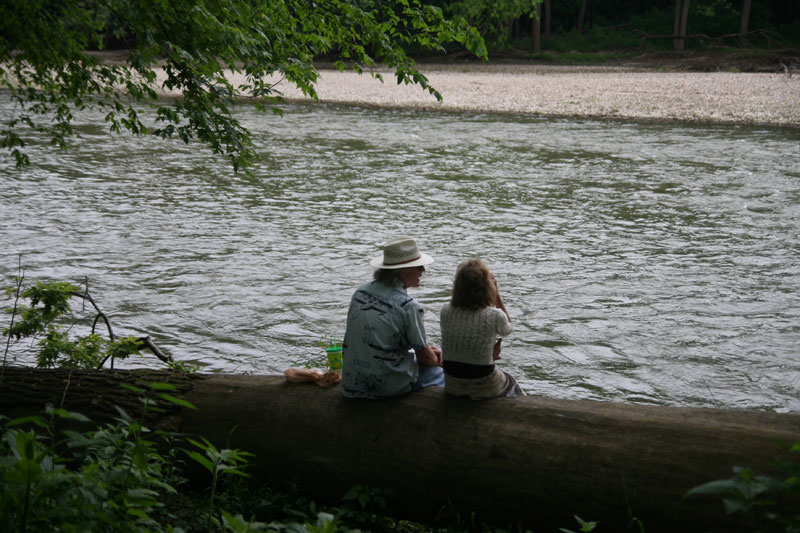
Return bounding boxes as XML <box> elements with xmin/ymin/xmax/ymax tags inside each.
<box><xmin>2</xmin><ymin>367</ymin><xmax>798</xmax><ymax>532</ymax></box>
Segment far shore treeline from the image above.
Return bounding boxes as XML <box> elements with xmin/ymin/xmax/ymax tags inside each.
<box><xmin>433</xmin><ymin>0</ymin><xmax>799</xmax><ymax>54</ymax></box>
<box><xmin>91</xmin><ymin>0</ymin><xmax>800</xmax><ymax>55</ymax></box>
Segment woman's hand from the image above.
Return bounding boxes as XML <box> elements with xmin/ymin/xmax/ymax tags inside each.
<box><xmin>492</xmin><ymin>338</ymin><xmax>502</xmax><ymax>360</ymax></box>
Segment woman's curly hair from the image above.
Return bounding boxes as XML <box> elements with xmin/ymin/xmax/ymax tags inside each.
<box><xmin>450</xmin><ymin>258</ymin><xmax>497</xmax><ymax>310</ymax></box>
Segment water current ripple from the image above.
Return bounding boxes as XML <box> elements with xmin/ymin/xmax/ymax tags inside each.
<box><xmin>1</xmin><ymin>97</ymin><xmax>798</xmax><ymax>412</ymax></box>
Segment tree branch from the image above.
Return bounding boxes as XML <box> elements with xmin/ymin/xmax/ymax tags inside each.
<box><xmin>1</xmin><ymin>255</ymin><xmax>25</xmax><ymax>390</ymax></box>
<box><xmin>67</xmin><ymin>287</ymin><xmax>173</xmax><ymax>369</ymax></box>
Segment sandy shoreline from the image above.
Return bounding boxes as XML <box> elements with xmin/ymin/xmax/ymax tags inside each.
<box><xmin>260</xmin><ymin>64</ymin><xmax>800</xmax><ymax>127</ymax></box>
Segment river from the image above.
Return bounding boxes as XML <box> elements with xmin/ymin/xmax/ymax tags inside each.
<box><xmin>2</xmin><ymin>97</ymin><xmax>798</xmax><ymax>412</ymax></box>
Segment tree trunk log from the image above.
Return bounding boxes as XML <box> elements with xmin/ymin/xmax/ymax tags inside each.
<box><xmin>739</xmin><ymin>0</ymin><xmax>752</xmax><ymax>48</ymax></box>
<box><xmin>544</xmin><ymin>0</ymin><xmax>551</xmax><ymax>42</ymax></box>
<box><xmin>674</xmin><ymin>0</ymin><xmax>692</xmax><ymax>50</ymax></box>
<box><xmin>2</xmin><ymin>367</ymin><xmax>798</xmax><ymax>532</ymax></box>
<box><xmin>577</xmin><ymin>0</ymin><xmax>589</xmax><ymax>34</ymax></box>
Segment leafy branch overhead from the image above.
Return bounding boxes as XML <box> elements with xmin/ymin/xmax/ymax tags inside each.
<box><xmin>3</xmin><ymin>277</ymin><xmax>173</xmax><ymax>370</ymax></box>
<box><xmin>0</xmin><ymin>0</ymin><xmax>487</xmax><ymax>172</ymax></box>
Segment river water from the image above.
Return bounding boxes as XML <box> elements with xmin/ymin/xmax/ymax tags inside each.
<box><xmin>2</xmin><ymin>96</ymin><xmax>798</xmax><ymax>412</ymax></box>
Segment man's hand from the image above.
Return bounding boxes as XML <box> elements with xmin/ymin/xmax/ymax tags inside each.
<box><xmin>416</xmin><ymin>345</ymin><xmax>443</xmax><ymax>366</ymax></box>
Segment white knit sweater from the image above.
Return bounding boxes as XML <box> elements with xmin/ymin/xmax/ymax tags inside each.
<box><xmin>439</xmin><ymin>304</ymin><xmax>512</xmax><ymax>366</ymax></box>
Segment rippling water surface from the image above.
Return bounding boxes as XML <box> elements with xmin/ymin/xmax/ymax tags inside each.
<box><xmin>2</xmin><ymin>96</ymin><xmax>798</xmax><ymax>411</ymax></box>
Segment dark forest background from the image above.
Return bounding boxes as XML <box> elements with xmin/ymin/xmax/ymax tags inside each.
<box><xmin>431</xmin><ymin>0</ymin><xmax>799</xmax><ymax>54</ymax></box>
<box><xmin>96</xmin><ymin>0</ymin><xmax>799</xmax><ymax>68</ymax></box>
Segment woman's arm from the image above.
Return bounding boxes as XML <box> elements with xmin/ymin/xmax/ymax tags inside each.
<box><xmin>491</xmin><ymin>272</ymin><xmax>511</xmax><ymax>322</ymax></box>
<box><xmin>491</xmin><ymin>272</ymin><xmax>510</xmax><ymax>360</ymax></box>
<box><xmin>495</xmin><ymin>292</ymin><xmax>510</xmax><ymax>322</ymax></box>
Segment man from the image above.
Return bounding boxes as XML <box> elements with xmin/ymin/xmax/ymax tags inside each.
<box><xmin>341</xmin><ymin>237</ymin><xmax>444</xmax><ymax>399</ymax></box>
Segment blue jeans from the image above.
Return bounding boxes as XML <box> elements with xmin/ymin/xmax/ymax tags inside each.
<box><xmin>411</xmin><ymin>364</ymin><xmax>445</xmax><ymax>391</ymax></box>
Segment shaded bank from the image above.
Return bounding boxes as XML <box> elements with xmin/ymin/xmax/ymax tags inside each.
<box><xmin>2</xmin><ymin>368</ymin><xmax>798</xmax><ymax>532</ymax></box>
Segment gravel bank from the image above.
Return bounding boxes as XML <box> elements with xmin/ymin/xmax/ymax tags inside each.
<box><xmin>264</xmin><ymin>64</ymin><xmax>800</xmax><ymax>127</ymax></box>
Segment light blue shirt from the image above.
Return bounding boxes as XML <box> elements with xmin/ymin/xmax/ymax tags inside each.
<box><xmin>342</xmin><ymin>280</ymin><xmax>428</xmax><ymax>398</ymax></box>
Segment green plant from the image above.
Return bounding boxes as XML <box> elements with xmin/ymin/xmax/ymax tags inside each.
<box><xmin>621</xmin><ymin>473</ymin><xmax>645</xmax><ymax>533</ymax></box>
<box><xmin>0</xmin><ymin>368</ymin><xmax>367</xmax><ymax>532</ymax></box>
<box><xmin>317</xmin><ymin>335</ymin><xmax>342</xmax><ymax>351</ymax></box>
<box><xmin>167</xmin><ymin>359</ymin><xmax>201</xmax><ymax>373</ymax></box>
<box><xmin>294</xmin><ymin>335</ymin><xmax>343</xmax><ymax>370</ymax></box>
<box><xmin>337</xmin><ymin>483</ymin><xmax>398</xmax><ymax>529</ymax></box>
<box><xmin>3</xmin><ymin>276</ymin><xmax>172</xmax><ymax>369</ymax></box>
<box><xmin>434</xmin><ymin>498</ymin><xmax>495</xmax><ymax>532</ymax></box>
<box><xmin>559</xmin><ymin>515</ymin><xmax>600</xmax><ymax>533</ymax></box>
<box><xmin>685</xmin><ymin>442</ymin><xmax>800</xmax><ymax>532</ymax></box>
<box><xmin>443</xmin><ymin>0</ymin><xmax>539</xmax><ymax>48</ymax></box>
<box><xmin>2</xmin><ymin>0</ymin><xmax>486</xmax><ymax>172</ymax></box>
<box><xmin>219</xmin><ymin>509</ymin><xmax>270</xmax><ymax>532</ymax></box>
<box><xmin>0</xmin><ymin>399</ymin><xmax>183</xmax><ymax>531</ymax></box>
<box><xmin>284</xmin><ymin>511</ymin><xmax>362</xmax><ymax>533</ymax></box>
<box><xmin>184</xmin><ymin>431</ymin><xmax>254</xmax><ymax>530</ymax></box>
<box><xmin>341</xmin><ymin>483</ymin><xmax>396</xmax><ymax>514</ymax></box>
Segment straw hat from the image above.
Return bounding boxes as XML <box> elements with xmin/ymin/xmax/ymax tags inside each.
<box><xmin>370</xmin><ymin>237</ymin><xmax>434</xmax><ymax>269</ymax></box>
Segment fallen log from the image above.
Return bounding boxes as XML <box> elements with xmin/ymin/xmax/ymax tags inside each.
<box><xmin>1</xmin><ymin>367</ymin><xmax>798</xmax><ymax>532</ymax></box>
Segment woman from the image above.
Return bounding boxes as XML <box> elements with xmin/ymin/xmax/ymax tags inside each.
<box><xmin>439</xmin><ymin>258</ymin><xmax>524</xmax><ymax>399</ymax></box>
<box><xmin>341</xmin><ymin>237</ymin><xmax>444</xmax><ymax>399</ymax></box>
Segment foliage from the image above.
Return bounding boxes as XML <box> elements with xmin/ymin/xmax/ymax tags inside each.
<box><xmin>337</xmin><ymin>483</ymin><xmax>398</xmax><ymax>530</ymax></box>
<box><xmin>447</xmin><ymin>0</ymin><xmax>799</xmax><ymax>54</ymax></box>
<box><xmin>542</xmin><ymin>26</ymin><xmax>644</xmax><ymax>53</ymax></box>
<box><xmin>317</xmin><ymin>336</ymin><xmax>342</xmax><ymax>351</ymax></box>
<box><xmin>283</xmin><ymin>511</ymin><xmax>362</xmax><ymax>533</ymax></box>
<box><xmin>0</xmin><ymin>395</ymin><xmax>374</xmax><ymax>533</ymax></box>
<box><xmin>685</xmin><ymin>442</ymin><xmax>800</xmax><ymax>532</ymax></box>
<box><xmin>3</xmin><ymin>278</ymin><xmax>147</xmax><ymax>369</ymax></box>
<box><xmin>0</xmin><ymin>0</ymin><xmax>487</xmax><ymax>173</ymax></box>
<box><xmin>442</xmin><ymin>0</ymin><xmax>541</xmax><ymax>46</ymax></box>
<box><xmin>432</xmin><ymin>498</ymin><xmax>497</xmax><ymax>532</ymax></box>
<box><xmin>184</xmin><ymin>432</ymin><xmax>254</xmax><ymax>530</ymax></box>
<box><xmin>0</xmin><ymin>384</ymin><xmax>189</xmax><ymax>532</ymax></box>
<box><xmin>2</xmin><ymin>271</ymin><xmax>183</xmax><ymax>370</ymax></box>
<box><xmin>559</xmin><ymin>515</ymin><xmax>599</xmax><ymax>533</ymax></box>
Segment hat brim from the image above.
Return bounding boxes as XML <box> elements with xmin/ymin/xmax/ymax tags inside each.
<box><xmin>370</xmin><ymin>252</ymin><xmax>434</xmax><ymax>269</ymax></box>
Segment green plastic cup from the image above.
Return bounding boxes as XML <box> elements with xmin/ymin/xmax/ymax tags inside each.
<box><xmin>326</xmin><ymin>346</ymin><xmax>343</xmax><ymax>373</ymax></box>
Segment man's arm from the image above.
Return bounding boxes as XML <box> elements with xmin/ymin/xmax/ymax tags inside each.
<box><xmin>416</xmin><ymin>345</ymin><xmax>443</xmax><ymax>366</ymax></box>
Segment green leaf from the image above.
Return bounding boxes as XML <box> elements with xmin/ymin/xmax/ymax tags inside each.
<box><xmin>126</xmin><ymin>507</ymin><xmax>153</xmax><ymax>521</ymax></box>
<box><xmin>120</xmin><ymin>383</ymin><xmax>146</xmax><ymax>395</ymax></box>
<box><xmin>47</xmin><ymin>407</ymin><xmax>91</xmax><ymax>423</ymax></box>
<box><xmin>185</xmin><ymin>450</ymin><xmax>215</xmax><ymax>474</ymax></box>
<box><xmin>216</xmin><ymin>466</ymin><xmax>250</xmax><ymax>478</ymax></box>
<box><xmin>149</xmin><ymin>382</ymin><xmax>177</xmax><ymax>391</ymax></box>
<box><xmin>686</xmin><ymin>479</ymin><xmax>739</xmax><ymax>497</ymax></box>
<box><xmin>158</xmin><ymin>392</ymin><xmax>197</xmax><ymax>409</ymax></box>
<box><xmin>5</xmin><ymin>415</ymin><xmax>48</xmax><ymax>429</ymax></box>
